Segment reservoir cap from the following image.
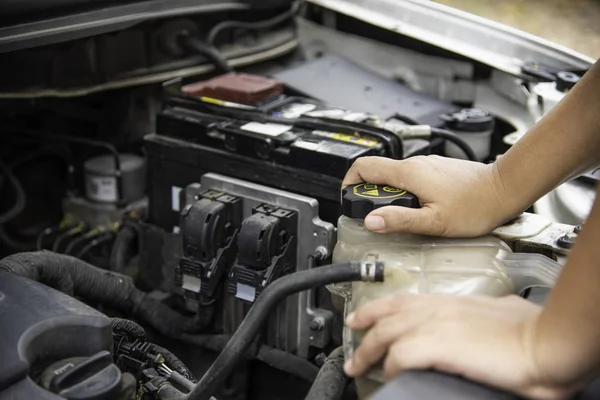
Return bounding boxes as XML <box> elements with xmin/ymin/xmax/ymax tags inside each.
<box><xmin>556</xmin><ymin>71</ymin><xmax>580</xmax><ymax>92</ymax></box>
<box><xmin>342</xmin><ymin>183</ymin><xmax>420</xmax><ymax>219</ymax></box>
<box><xmin>441</xmin><ymin>108</ymin><xmax>494</xmax><ymax>133</ymax></box>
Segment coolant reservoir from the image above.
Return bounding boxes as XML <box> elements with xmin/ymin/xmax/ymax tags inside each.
<box><xmin>328</xmin><ymin>183</ymin><xmax>562</xmax><ymax>399</ymax></box>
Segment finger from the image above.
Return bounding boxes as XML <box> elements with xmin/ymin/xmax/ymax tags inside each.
<box><xmin>345</xmin><ymin>310</ymin><xmax>436</xmax><ymax>377</ymax></box>
<box><xmin>365</xmin><ymin>206</ymin><xmax>444</xmax><ymax>236</ymax></box>
<box><xmin>382</xmin><ymin>334</ymin><xmax>450</xmax><ymax>380</ymax></box>
<box><xmin>347</xmin><ymin>295</ymin><xmax>436</xmax><ymax>330</ymax></box>
<box><xmin>341</xmin><ymin>157</ymin><xmax>419</xmax><ymax>190</ymax></box>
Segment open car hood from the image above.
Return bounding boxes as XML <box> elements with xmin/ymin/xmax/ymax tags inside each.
<box><xmin>0</xmin><ymin>0</ymin><xmax>293</xmax><ymax>53</ymax></box>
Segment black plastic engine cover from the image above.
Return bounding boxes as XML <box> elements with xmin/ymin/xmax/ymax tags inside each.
<box><xmin>0</xmin><ymin>270</ymin><xmax>112</xmax><ymax>399</ymax></box>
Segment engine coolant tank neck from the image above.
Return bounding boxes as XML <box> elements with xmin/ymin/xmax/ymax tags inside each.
<box><xmin>341</xmin><ymin>183</ymin><xmax>420</xmax><ymax>220</ymax></box>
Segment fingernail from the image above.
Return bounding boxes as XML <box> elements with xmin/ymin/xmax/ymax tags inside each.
<box><xmin>365</xmin><ymin>215</ymin><xmax>385</xmax><ymax>231</ymax></box>
<box><xmin>344</xmin><ymin>359</ymin><xmax>354</xmax><ymax>374</ymax></box>
<box><xmin>346</xmin><ymin>312</ymin><xmax>356</xmax><ymax>325</ymax></box>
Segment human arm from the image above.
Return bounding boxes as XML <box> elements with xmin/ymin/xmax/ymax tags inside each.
<box><xmin>343</xmin><ymin>183</ymin><xmax>600</xmax><ymax>400</ymax></box>
<box><xmin>342</xmin><ymin>59</ymin><xmax>600</xmax><ymax>237</ymax></box>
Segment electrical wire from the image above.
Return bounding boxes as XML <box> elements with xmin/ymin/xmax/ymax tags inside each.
<box><xmin>206</xmin><ymin>1</ymin><xmax>302</xmax><ymax>45</ymax></box>
<box><xmin>179</xmin><ymin>35</ymin><xmax>233</xmax><ymax>74</ymax></box>
<box><xmin>52</xmin><ymin>224</ymin><xmax>86</xmax><ymax>253</ymax></box>
<box><xmin>65</xmin><ymin>229</ymin><xmax>105</xmax><ymax>255</ymax></box>
<box><xmin>75</xmin><ymin>233</ymin><xmax>114</xmax><ymax>260</ymax></box>
<box><xmin>391</xmin><ymin>113</ymin><xmax>420</xmax><ymax>126</ymax></box>
<box><xmin>0</xmin><ymin>160</ymin><xmax>26</xmax><ymax>226</ymax></box>
<box><xmin>390</xmin><ymin>114</ymin><xmax>478</xmax><ymax>161</ymax></box>
<box><xmin>37</xmin><ymin>225</ymin><xmax>64</xmax><ymax>250</ymax></box>
<box><xmin>431</xmin><ymin>127</ymin><xmax>478</xmax><ymax>162</ymax></box>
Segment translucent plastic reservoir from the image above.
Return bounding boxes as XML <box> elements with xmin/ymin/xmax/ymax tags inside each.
<box><xmin>329</xmin><ymin>215</ymin><xmax>561</xmax><ymax>399</ymax></box>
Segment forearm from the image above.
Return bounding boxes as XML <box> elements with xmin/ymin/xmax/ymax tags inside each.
<box><xmin>532</xmin><ymin>183</ymin><xmax>600</xmax><ymax>389</ymax></box>
<box><xmin>493</xmin><ymin>59</ymin><xmax>600</xmax><ymax>217</ymax></box>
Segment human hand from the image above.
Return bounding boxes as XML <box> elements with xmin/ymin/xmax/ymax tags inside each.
<box><xmin>342</xmin><ymin>156</ymin><xmax>515</xmax><ymax>237</ymax></box>
<box><xmin>343</xmin><ymin>294</ymin><xmax>576</xmax><ymax>400</ymax></box>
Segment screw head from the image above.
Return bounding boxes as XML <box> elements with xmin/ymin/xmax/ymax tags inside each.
<box><xmin>309</xmin><ymin>318</ymin><xmax>325</xmax><ymax>331</ymax></box>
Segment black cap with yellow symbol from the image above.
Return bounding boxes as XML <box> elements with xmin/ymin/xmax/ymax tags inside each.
<box><xmin>342</xmin><ymin>183</ymin><xmax>420</xmax><ymax>219</ymax></box>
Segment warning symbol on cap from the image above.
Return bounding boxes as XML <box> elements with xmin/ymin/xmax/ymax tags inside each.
<box><xmin>353</xmin><ymin>183</ymin><xmax>407</xmax><ymax>199</ymax></box>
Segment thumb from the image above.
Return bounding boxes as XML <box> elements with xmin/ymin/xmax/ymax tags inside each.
<box><xmin>364</xmin><ymin>206</ymin><xmax>442</xmax><ymax>235</ymax></box>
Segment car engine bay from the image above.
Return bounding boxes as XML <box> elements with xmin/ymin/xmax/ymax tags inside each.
<box><xmin>0</xmin><ymin>1</ymin><xmax>597</xmax><ymax>399</ymax></box>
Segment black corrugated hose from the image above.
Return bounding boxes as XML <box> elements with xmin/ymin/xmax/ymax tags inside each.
<box><xmin>111</xmin><ymin>318</ymin><xmax>147</xmax><ymax>341</ymax></box>
<box><xmin>305</xmin><ymin>347</ymin><xmax>349</xmax><ymax>400</ymax></box>
<box><xmin>186</xmin><ymin>261</ymin><xmax>384</xmax><ymax>400</ymax></box>
<box><xmin>0</xmin><ymin>251</ymin><xmax>212</xmax><ymax>335</ymax></box>
<box><xmin>0</xmin><ymin>252</ymin><xmax>384</xmax><ymax>400</ymax></box>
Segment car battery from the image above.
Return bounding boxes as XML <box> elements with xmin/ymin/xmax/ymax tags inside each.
<box><xmin>147</xmin><ymin>66</ymin><xmax>451</xmax><ymax>230</ymax></box>
<box><xmin>147</xmin><ymin>93</ymin><xmax>400</xmax><ymax>230</ymax></box>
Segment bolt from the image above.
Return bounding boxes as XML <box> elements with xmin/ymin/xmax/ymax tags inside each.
<box><xmin>314</xmin><ymin>246</ymin><xmax>328</xmax><ymax>261</ymax></box>
<box><xmin>309</xmin><ymin>317</ymin><xmax>325</xmax><ymax>332</ymax></box>
<box><xmin>557</xmin><ymin>231</ymin><xmax>578</xmax><ymax>249</ymax></box>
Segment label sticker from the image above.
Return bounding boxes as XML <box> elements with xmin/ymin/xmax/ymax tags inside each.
<box><xmin>86</xmin><ymin>176</ymin><xmax>117</xmax><ymax>202</ymax></box>
<box><xmin>182</xmin><ymin>275</ymin><xmax>202</xmax><ymax>293</ymax></box>
<box><xmin>236</xmin><ymin>283</ymin><xmax>256</xmax><ymax>302</ymax></box>
<box><xmin>353</xmin><ymin>183</ymin><xmax>407</xmax><ymax>199</ymax></box>
<box><xmin>172</xmin><ymin>186</ymin><xmax>182</xmax><ymax>212</ymax></box>
<box><xmin>241</xmin><ymin>122</ymin><xmax>292</xmax><ymax>137</ymax></box>
<box><xmin>278</xmin><ymin>103</ymin><xmax>317</xmax><ymax>119</ymax></box>
<box><xmin>293</xmin><ymin>140</ymin><xmax>322</xmax><ymax>151</ymax></box>
<box><xmin>312</xmin><ymin>130</ymin><xmax>379</xmax><ymax>147</ymax></box>
<box><xmin>305</xmin><ymin>108</ymin><xmax>348</xmax><ymax>118</ymax></box>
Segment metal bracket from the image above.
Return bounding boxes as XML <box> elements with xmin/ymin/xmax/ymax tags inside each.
<box><xmin>492</xmin><ymin>212</ymin><xmax>575</xmax><ymax>258</ymax></box>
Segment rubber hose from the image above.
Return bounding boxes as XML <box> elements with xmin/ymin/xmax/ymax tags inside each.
<box><xmin>156</xmin><ymin>384</ymin><xmax>187</xmax><ymax>400</ymax></box>
<box><xmin>179</xmin><ymin>333</ymin><xmax>319</xmax><ymax>382</ymax></box>
<box><xmin>180</xmin><ymin>35</ymin><xmax>233</xmax><ymax>74</ymax></box>
<box><xmin>305</xmin><ymin>347</ymin><xmax>349</xmax><ymax>400</ymax></box>
<box><xmin>255</xmin><ymin>344</ymin><xmax>319</xmax><ymax>382</ymax></box>
<box><xmin>432</xmin><ymin>128</ymin><xmax>479</xmax><ymax>162</ymax></box>
<box><xmin>169</xmin><ymin>370</ymin><xmax>196</xmax><ymax>392</ymax></box>
<box><xmin>110</xmin><ymin>225</ymin><xmax>137</xmax><ymax>272</ymax></box>
<box><xmin>186</xmin><ymin>261</ymin><xmax>383</xmax><ymax>400</ymax></box>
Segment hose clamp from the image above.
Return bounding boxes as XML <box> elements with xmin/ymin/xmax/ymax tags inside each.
<box><xmin>361</xmin><ymin>254</ymin><xmax>380</xmax><ymax>282</ymax></box>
